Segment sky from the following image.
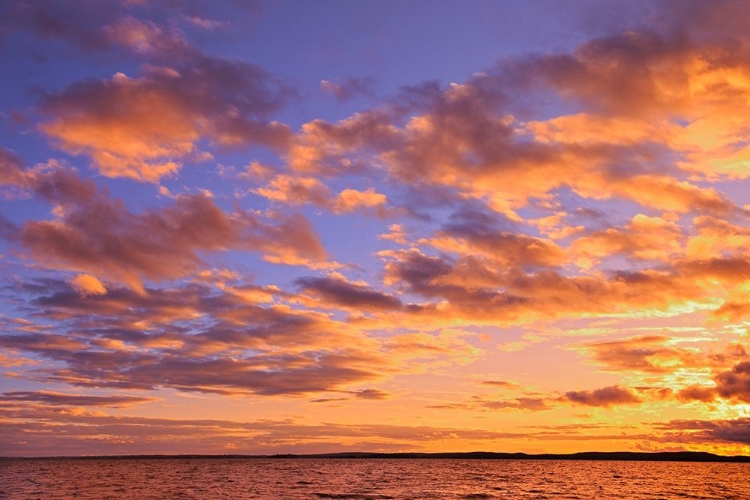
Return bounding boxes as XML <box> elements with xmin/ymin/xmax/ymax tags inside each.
<box><xmin>0</xmin><ymin>0</ymin><xmax>749</xmax><ymax>457</ymax></box>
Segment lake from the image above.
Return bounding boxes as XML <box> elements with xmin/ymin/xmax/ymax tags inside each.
<box><xmin>1</xmin><ymin>458</ymin><xmax>748</xmax><ymax>499</ymax></box>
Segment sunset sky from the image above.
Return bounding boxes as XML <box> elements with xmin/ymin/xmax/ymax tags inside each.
<box><xmin>1</xmin><ymin>0</ymin><xmax>749</xmax><ymax>457</ymax></box>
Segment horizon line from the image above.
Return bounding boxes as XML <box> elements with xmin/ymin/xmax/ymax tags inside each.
<box><xmin>3</xmin><ymin>450</ymin><xmax>749</xmax><ymax>462</ymax></box>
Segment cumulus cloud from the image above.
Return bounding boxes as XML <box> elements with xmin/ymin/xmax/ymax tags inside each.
<box><xmin>574</xmin><ymin>336</ymin><xmax>748</xmax><ymax>375</ymax></box>
<box><xmin>69</xmin><ymin>274</ymin><xmax>107</xmax><ymax>297</ymax></box>
<box><xmin>6</xmin><ymin>331</ymin><xmax>415</xmax><ymax>396</ymax></box>
<box><xmin>563</xmin><ymin>385</ymin><xmax>641</xmax><ymax>407</ymax></box>
<box><xmin>679</xmin><ymin>361</ymin><xmax>750</xmax><ymax>404</ymax></box>
<box><xmin>375</xmin><ymin>243</ymin><xmax>750</xmax><ymax>329</ymax></box>
<box><xmin>1</xmin><ymin>164</ymin><xmax>326</xmax><ymax>291</ymax></box>
<box><xmin>280</xmin><ymin>4</ymin><xmax>750</xmax><ymax>224</ymax></box>
<box><xmin>295</xmin><ymin>274</ymin><xmax>403</xmax><ymax>312</ymax></box>
<box><xmin>427</xmin><ymin>208</ymin><xmax>566</xmax><ymax>269</ymax></box>
<box><xmin>0</xmin><ymin>278</ymin><xmax>486</xmax><ymax>398</ymax></box>
<box><xmin>251</xmin><ymin>174</ymin><xmax>394</xmax><ymax>217</ymax></box>
<box><xmin>333</xmin><ymin>188</ymin><xmax>388</xmax><ymax>215</ymax></box>
<box><xmin>40</xmin><ymin>63</ymin><xmax>291</xmax><ymax>182</ymax></box>
<box><xmin>569</xmin><ymin>214</ymin><xmax>683</xmax><ymax>269</ymax></box>
<box><xmin>657</xmin><ymin>418</ymin><xmax>750</xmax><ymax>445</ymax></box>
<box><xmin>714</xmin><ymin>361</ymin><xmax>750</xmax><ymax>402</ymax></box>
<box><xmin>289</xmin><ymin>80</ymin><xmax>740</xmax><ymax>222</ymax></box>
<box><xmin>0</xmin><ymin>147</ymin><xmax>28</xmax><ymax>189</ymax></box>
<box><xmin>253</xmin><ymin>175</ymin><xmax>331</xmax><ymax>206</ymax></box>
<box><xmin>28</xmin><ymin>13</ymin><xmax>293</xmax><ymax>183</ymax></box>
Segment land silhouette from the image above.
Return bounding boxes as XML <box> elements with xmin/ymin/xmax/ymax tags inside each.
<box><xmin>4</xmin><ymin>451</ymin><xmax>749</xmax><ymax>462</ymax></box>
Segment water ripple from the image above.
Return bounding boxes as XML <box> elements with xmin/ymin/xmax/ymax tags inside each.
<box><xmin>1</xmin><ymin>458</ymin><xmax>748</xmax><ymax>499</ymax></box>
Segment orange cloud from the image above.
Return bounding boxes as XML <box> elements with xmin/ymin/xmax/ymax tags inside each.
<box><xmin>252</xmin><ymin>174</ymin><xmax>393</xmax><ymax>217</ymax></box>
<box><xmin>569</xmin><ymin>214</ymin><xmax>683</xmax><ymax>269</ymax></box>
<box><xmin>69</xmin><ymin>274</ymin><xmax>107</xmax><ymax>297</ymax></box>
<box><xmin>253</xmin><ymin>175</ymin><xmax>331</xmax><ymax>206</ymax></box>
<box><xmin>574</xmin><ymin>336</ymin><xmax>748</xmax><ymax>376</ymax></box>
<box><xmin>279</xmin><ymin>22</ymin><xmax>750</xmax><ymax>222</ymax></box>
<box><xmin>39</xmin><ymin>26</ymin><xmax>292</xmax><ymax>182</ymax></box>
<box><xmin>333</xmin><ymin>188</ymin><xmax>388</xmax><ymax>215</ymax></box>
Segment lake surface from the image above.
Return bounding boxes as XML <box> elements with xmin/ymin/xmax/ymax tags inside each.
<box><xmin>1</xmin><ymin>458</ymin><xmax>748</xmax><ymax>499</ymax></box>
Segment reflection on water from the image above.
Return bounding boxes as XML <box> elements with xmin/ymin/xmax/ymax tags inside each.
<box><xmin>1</xmin><ymin>458</ymin><xmax>748</xmax><ymax>499</ymax></box>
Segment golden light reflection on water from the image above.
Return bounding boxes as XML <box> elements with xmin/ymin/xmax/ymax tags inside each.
<box><xmin>3</xmin><ymin>458</ymin><xmax>749</xmax><ymax>499</ymax></box>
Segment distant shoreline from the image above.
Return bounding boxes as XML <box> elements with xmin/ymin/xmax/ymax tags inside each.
<box><xmin>2</xmin><ymin>451</ymin><xmax>749</xmax><ymax>462</ymax></box>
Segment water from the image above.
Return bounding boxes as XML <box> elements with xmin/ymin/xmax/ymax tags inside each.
<box><xmin>1</xmin><ymin>458</ymin><xmax>748</xmax><ymax>499</ymax></box>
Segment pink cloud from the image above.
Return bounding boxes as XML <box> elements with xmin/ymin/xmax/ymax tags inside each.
<box><xmin>3</xmin><ymin>165</ymin><xmax>326</xmax><ymax>291</ymax></box>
